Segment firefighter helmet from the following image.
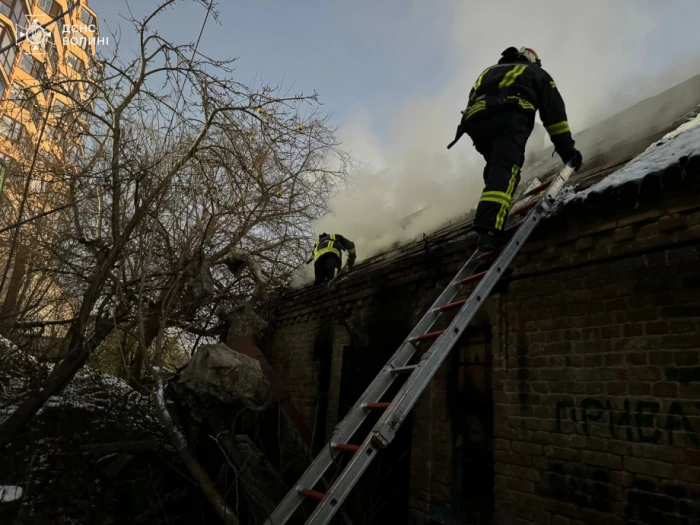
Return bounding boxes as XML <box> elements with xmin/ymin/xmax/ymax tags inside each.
<box><xmin>519</xmin><ymin>46</ymin><xmax>541</xmax><ymax>66</ymax></box>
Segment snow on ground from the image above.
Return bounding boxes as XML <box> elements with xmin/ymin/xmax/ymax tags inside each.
<box><xmin>0</xmin><ymin>338</ymin><xmax>159</xmax><ymax>432</ymax></box>
<box><xmin>561</xmin><ymin>112</ymin><xmax>700</xmax><ymax>206</ymax></box>
<box><xmin>0</xmin><ymin>485</ymin><xmax>23</xmax><ymax>503</ymax></box>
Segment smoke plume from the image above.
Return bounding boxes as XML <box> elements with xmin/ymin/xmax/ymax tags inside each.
<box><xmin>294</xmin><ymin>0</ymin><xmax>700</xmax><ymax>285</ymax></box>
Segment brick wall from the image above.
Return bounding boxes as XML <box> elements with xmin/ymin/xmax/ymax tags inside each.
<box><xmin>490</xmin><ymin>168</ymin><xmax>700</xmax><ymax>525</ymax></box>
<box><xmin>266</xmin><ymin>248</ymin><xmax>465</xmax><ymax>522</ymax></box>
<box><xmin>264</xmin><ymin>158</ymin><xmax>700</xmax><ymax>524</ymax></box>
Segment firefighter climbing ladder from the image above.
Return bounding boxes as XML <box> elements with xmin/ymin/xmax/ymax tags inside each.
<box><xmin>265</xmin><ymin>162</ymin><xmax>577</xmax><ymax>525</ymax></box>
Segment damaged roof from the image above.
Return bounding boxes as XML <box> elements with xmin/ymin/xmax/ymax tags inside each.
<box><xmin>278</xmin><ymin>72</ymin><xmax>700</xmax><ymax>305</ymax></box>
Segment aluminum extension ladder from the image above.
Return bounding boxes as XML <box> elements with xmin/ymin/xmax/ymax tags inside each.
<box><xmin>265</xmin><ymin>162</ymin><xmax>577</xmax><ymax>525</ymax></box>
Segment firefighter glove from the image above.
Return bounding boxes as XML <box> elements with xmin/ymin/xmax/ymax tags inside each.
<box><xmin>558</xmin><ymin>145</ymin><xmax>583</xmax><ymax>172</ymax></box>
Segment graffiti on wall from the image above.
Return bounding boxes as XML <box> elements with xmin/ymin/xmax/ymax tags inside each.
<box><xmin>546</xmin><ymin>462</ymin><xmax>700</xmax><ymax>523</ymax></box>
<box><xmin>555</xmin><ymin>398</ymin><xmax>700</xmax><ymax>445</ymax></box>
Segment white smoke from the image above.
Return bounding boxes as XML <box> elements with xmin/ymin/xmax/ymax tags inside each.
<box><xmin>294</xmin><ymin>0</ymin><xmax>700</xmax><ymax>286</ymax></box>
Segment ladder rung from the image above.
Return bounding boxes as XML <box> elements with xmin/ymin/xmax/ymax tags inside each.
<box><xmin>504</xmin><ymin>219</ymin><xmax>526</xmax><ymax>235</ymax></box>
<box><xmin>391</xmin><ymin>365</ymin><xmax>418</xmax><ymax>373</ymax></box>
<box><xmin>477</xmin><ymin>248</ymin><xmax>503</xmax><ymax>260</ymax></box>
<box><xmin>412</xmin><ymin>330</ymin><xmax>444</xmax><ymax>342</ymax></box>
<box><xmin>512</xmin><ymin>199</ymin><xmax>538</xmax><ymax>216</ymax></box>
<box><xmin>521</xmin><ymin>180</ymin><xmax>551</xmax><ymax>198</ymax></box>
<box><xmin>333</xmin><ymin>443</ymin><xmax>360</xmax><ymax>453</ymax></box>
<box><xmin>299</xmin><ymin>488</ymin><xmax>325</xmax><ymax>501</ymax></box>
<box><xmin>460</xmin><ymin>271</ymin><xmax>487</xmax><ymax>285</ymax></box>
<box><xmin>364</xmin><ymin>402</ymin><xmax>391</xmax><ymax>410</ymax></box>
<box><xmin>439</xmin><ymin>299</ymin><xmax>466</xmax><ymax>312</ymax></box>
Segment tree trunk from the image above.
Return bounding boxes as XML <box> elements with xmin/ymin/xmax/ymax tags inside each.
<box><xmin>0</xmin><ymin>239</ymin><xmax>30</xmax><ymax>334</ymax></box>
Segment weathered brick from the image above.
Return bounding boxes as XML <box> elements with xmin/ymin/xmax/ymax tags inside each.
<box><xmin>612</xmin><ymin>225</ymin><xmax>635</xmax><ymax>242</ymax></box>
<box><xmin>657</xmin><ymin>213</ymin><xmax>687</xmax><ymax>232</ymax></box>
<box><xmin>675</xmin><ymin>465</ymin><xmax>700</xmax><ymax>483</ymax></box>
<box><xmin>510</xmin><ymin>465</ymin><xmax>542</xmax><ymax>482</ymax></box>
<box><xmin>574</xmin><ymin>236</ymin><xmax>595</xmax><ymax>251</ymax></box>
<box><xmin>674</xmin><ymin>351</ymin><xmax>699</xmax><ymax>366</ymax></box>
<box><xmin>645</xmin><ymin>320</ymin><xmax>669</xmax><ymax>335</ymax></box>
<box><xmin>622</xmin><ymin>323</ymin><xmax>644</xmax><ymax>337</ymax></box>
<box><xmin>629</xmin><ymin>381</ymin><xmax>651</xmax><ymax>395</ymax></box>
<box><xmin>652</xmin><ymin>382</ymin><xmax>678</xmax><ymax>397</ymax></box>
<box><xmin>624</xmin><ymin>456</ymin><xmax>674</xmax><ymax>479</ymax></box>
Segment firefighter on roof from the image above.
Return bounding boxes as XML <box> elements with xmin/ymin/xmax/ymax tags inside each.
<box><xmin>307</xmin><ymin>233</ymin><xmax>357</xmax><ymax>285</ymax></box>
<box><xmin>449</xmin><ymin>46</ymin><xmax>583</xmax><ymax>252</ymax></box>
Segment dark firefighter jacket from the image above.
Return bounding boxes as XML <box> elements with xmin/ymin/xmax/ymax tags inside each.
<box><xmin>463</xmin><ymin>56</ymin><xmax>574</xmax><ymax>152</ymax></box>
<box><xmin>312</xmin><ymin>233</ymin><xmax>356</xmax><ymax>263</ymax></box>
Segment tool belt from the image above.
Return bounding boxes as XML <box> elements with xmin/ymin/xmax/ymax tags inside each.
<box><xmin>448</xmin><ymin>91</ymin><xmax>533</xmax><ymax>150</ymax></box>
<box><xmin>463</xmin><ymin>93</ymin><xmax>520</xmax><ymax>117</ymax></box>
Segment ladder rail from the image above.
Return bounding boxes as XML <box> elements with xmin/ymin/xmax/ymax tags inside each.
<box><xmin>267</xmin><ymin>163</ymin><xmax>575</xmax><ymax>525</ymax></box>
<box><xmin>303</xmin><ymin>163</ymin><xmax>575</xmax><ymax>524</ymax></box>
<box><xmin>264</xmin><ymin>250</ymin><xmax>485</xmax><ymax>524</ymax></box>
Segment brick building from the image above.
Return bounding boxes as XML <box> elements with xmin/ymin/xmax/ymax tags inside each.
<box><xmin>262</xmin><ymin>74</ymin><xmax>700</xmax><ymax>525</ymax></box>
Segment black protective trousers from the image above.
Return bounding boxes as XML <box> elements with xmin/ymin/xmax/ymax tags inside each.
<box><xmin>314</xmin><ymin>253</ymin><xmax>342</xmax><ymax>285</ymax></box>
<box><xmin>465</xmin><ymin>109</ymin><xmax>534</xmax><ymax>235</ymax></box>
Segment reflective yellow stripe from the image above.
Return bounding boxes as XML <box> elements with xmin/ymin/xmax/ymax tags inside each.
<box><xmin>507</xmin><ymin>96</ymin><xmax>535</xmax><ymax>111</ymax></box>
<box><xmin>545</xmin><ymin>121</ymin><xmax>570</xmax><ymax>136</ymax></box>
<box><xmin>498</xmin><ymin>66</ymin><xmax>518</xmax><ymax>88</ymax></box>
<box><xmin>495</xmin><ymin>165</ymin><xmax>520</xmax><ymax>230</ymax></box>
<box><xmin>507</xmin><ymin>65</ymin><xmax>527</xmax><ymax>86</ymax></box>
<box><xmin>333</xmin><ymin>267</ymin><xmax>338</xmax><ymax>277</ymax></box>
<box><xmin>348</xmin><ymin>248</ymin><xmax>356</xmax><ymax>254</ymax></box>
<box><xmin>314</xmin><ymin>247</ymin><xmax>341</xmax><ymax>261</ymax></box>
<box><xmin>471</xmin><ymin>68</ymin><xmax>490</xmax><ymax>102</ymax></box>
<box><xmin>466</xmin><ymin>101</ymin><xmax>487</xmax><ymax>120</ymax></box>
<box><xmin>499</xmin><ymin>65</ymin><xmax>527</xmax><ymax>89</ymax></box>
<box><xmin>550</xmin><ymin>80</ymin><xmax>557</xmax><ymax>89</ymax></box>
<box><xmin>330</xmin><ymin>234</ymin><xmax>336</xmax><ymax>240</ymax></box>
<box><xmin>480</xmin><ymin>196</ymin><xmax>511</xmax><ymax>206</ymax></box>
<box><xmin>482</xmin><ymin>191</ymin><xmax>512</xmax><ymax>202</ymax></box>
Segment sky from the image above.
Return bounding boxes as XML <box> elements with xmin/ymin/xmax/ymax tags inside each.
<box><xmin>87</xmin><ymin>0</ymin><xmax>700</xmax><ymax>265</ymax></box>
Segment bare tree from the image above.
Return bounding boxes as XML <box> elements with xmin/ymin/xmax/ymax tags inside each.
<box><xmin>0</xmin><ymin>1</ymin><xmax>347</xmax><ymax>521</ymax></box>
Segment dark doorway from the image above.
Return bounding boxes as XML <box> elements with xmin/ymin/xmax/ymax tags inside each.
<box><xmin>336</xmin><ymin>344</ymin><xmax>412</xmax><ymax>525</ymax></box>
<box><xmin>314</xmin><ymin>341</ymin><xmax>333</xmax><ymax>452</ymax></box>
<box><xmin>448</xmin><ymin>324</ymin><xmax>494</xmax><ymax>524</ymax></box>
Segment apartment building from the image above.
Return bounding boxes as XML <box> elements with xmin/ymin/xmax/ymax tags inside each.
<box><xmin>0</xmin><ymin>0</ymin><xmax>98</xmax><ymax>168</ymax></box>
<box><xmin>0</xmin><ymin>0</ymin><xmax>98</xmax><ymax>340</ymax></box>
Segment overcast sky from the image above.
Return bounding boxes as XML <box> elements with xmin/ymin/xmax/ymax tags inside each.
<box><xmin>87</xmin><ymin>0</ymin><xmax>700</xmax><ymax>256</ymax></box>
<box><xmin>87</xmin><ymin>0</ymin><xmax>700</xmax><ymax>168</ymax></box>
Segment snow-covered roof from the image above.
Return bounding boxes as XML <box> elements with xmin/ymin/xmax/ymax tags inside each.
<box><xmin>562</xmin><ymin>113</ymin><xmax>700</xmax><ymax>206</ymax></box>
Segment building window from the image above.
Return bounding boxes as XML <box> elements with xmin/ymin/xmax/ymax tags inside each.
<box><xmin>66</xmin><ymin>52</ymin><xmax>82</xmax><ymax>72</ymax></box>
<box><xmin>0</xmin><ymin>23</ymin><xmax>16</xmax><ymax>75</ymax></box>
<box><xmin>0</xmin><ymin>0</ymin><xmax>27</xmax><ymax>27</ymax></box>
<box><xmin>80</xmin><ymin>8</ymin><xmax>95</xmax><ymax>28</ymax></box>
<box><xmin>47</xmin><ymin>36</ymin><xmax>59</xmax><ymax>70</ymax></box>
<box><xmin>19</xmin><ymin>53</ymin><xmax>45</xmax><ymax>79</ymax></box>
<box><xmin>9</xmin><ymin>83</ymin><xmax>23</xmax><ymax>102</ymax></box>
<box><xmin>0</xmin><ymin>115</ymin><xmax>24</xmax><ymax>141</ymax></box>
<box><xmin>0</xmin><ymin>77</ymin><xmax>5</xmax><ymax>100</ymax></box>
<box><xmin>37</xmin><ymin>0</ymin><xmax>61</xmax><ymax>18</ymax></box>
<box><xmin>72</xmin><ymin>82</ymin><xmax>80</xmax><ymax>101</ymax></box>
<box><xmin>53</xmin><ymin>98</ymin><xmax>67</xmax><ymax>116</ymax></box>
<box><xmin>29</xmin><ymin>99</ymin><xmax>42</xmax><ymax>127</ymax></box>
<box><xmin>78</xmin><ymin>34</ymin><xmax>89</xmax><ymax>52</ymax></box>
